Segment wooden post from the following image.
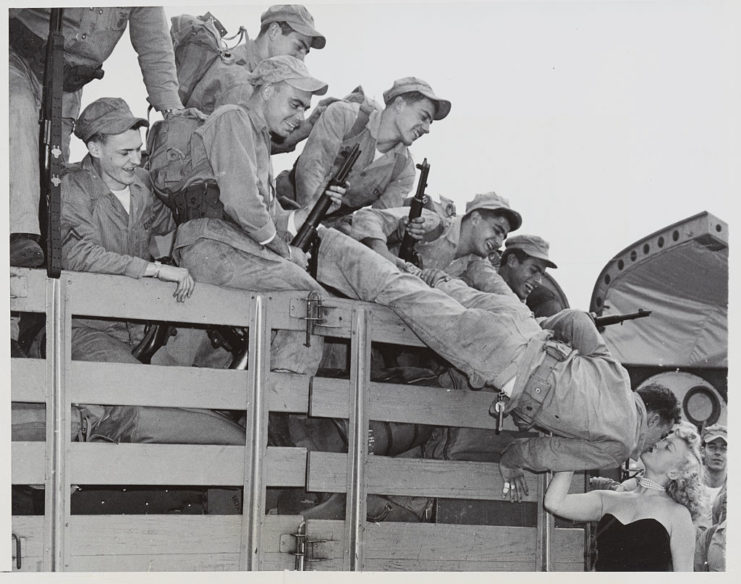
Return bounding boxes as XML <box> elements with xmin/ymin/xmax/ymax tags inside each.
<box><xmin>239</xmin><ymin>294</ymin><xmax>269</xmax><ymax>570</ymax></box>
<box><xmin>343</xmin><ymin>308</ymin><xmax>371</xmax><ymax>570</ymax></box>
<box><xmin>535</xmin><ymin>469</ymin><xmax>553</xmax><ymax>571</ymax></box>
<box><xmin>45</xmin><ymin>276</ymin><xmax>70</xmax><ymax>571</ymax></box>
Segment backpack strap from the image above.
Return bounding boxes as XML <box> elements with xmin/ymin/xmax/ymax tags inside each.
<box><xmin>346</xmin><ymin>100</ymin><xmax>374</xmax><ymax>140</ymax></box>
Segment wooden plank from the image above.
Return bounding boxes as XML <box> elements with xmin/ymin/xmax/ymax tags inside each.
<box><xmin>10</xmin><ymin>267</ymin><xmax>48</xmax><ymax>312</ymax></box>
<box><xmin>66</xmin><ymin>514</ymin><xmax>302</xmax><ymax>571</ymax></box>
<box><xmin>11</xmin><ymin>516</ymin><xmax>45</xmax><ymax>572</ymax></box>
<box><xmin>68</xmin><ymin>553</ymin><xmax>241</xmax><ymax>571</ymax></box>
<box><xmin>71</xmin><ymin>515</ymin><xmax>243</xmax><ymax>555</ymax></box>
<box><xmin>552</xmin><ymin>528</ymin><xmax>586</xmax><ymax>565</ymax></box>
<box><xmin>311</xmin><ymin>520</ymin><xmax>536</xmax><ymax>564</ymax></box>
<box><xmin>69</xmin><ymin>444</ymin><xmax>306</xmax><ymax>486</ymax></box>
<box><xmin>11</xmin><ymin>358</ymin><xmax>46</xmax><ymax>402</ymax></box>
<box><xmin>66</xmin><ymin>514</ymin><xmax>299</xmax><ymax>555</ymax></box>
<box><xmin>311</xmin><ymin>379</ymin><xmax>521</xmax><ymax>431</ymax></box>
<box><xmin>12</xmin><ymin>442</ymin><xmax>46</xmax><ymax>485</ymax></box>
<box><xmin>307</xmin><ymin>452</ymin><xmax>541</xmax><ymax>502</ymax></box>
<box><xmin>12</xmin><ymin>358</ymin><xmax>310</xmax><ymax>411</ymax></box>
<box><xmin>304</xmin><ymin>520</ymin><xmax>583</xmax><ymax>571</ymax></box>
<box><xmin>61</xmin><ymin>273</ymin><xmax>421</xmax><ymax>346</ymax></box>
<box><xmin>68</xmin><ymin>362</ymin><xmax>309</xmax><ymax>412</ymax></box>
<box><xmin>64</xmin><ymin>271</ymin><xmax>256</xmax><ymax>325</ymax></box>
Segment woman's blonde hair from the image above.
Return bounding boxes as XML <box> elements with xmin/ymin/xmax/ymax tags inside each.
<box><xmin>664</xmin><ymin>422</ymin><xmax>708</xmax><ymax>521</ymax></box>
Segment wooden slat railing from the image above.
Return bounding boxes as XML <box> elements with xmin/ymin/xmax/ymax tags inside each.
<box><xmin>10</xmin><ymin>268</ymin><xmax>584</xmax><ymax>572</ymax></box>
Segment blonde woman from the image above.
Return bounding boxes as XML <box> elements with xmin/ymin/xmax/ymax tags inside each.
<box><xmin>545</xmin><ymin>423</ymin><xmax>705</xmax><ymax>571</ymax></box>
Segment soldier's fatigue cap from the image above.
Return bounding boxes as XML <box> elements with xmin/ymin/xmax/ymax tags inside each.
<box><xmin>248</xmin><ymin>55</ymin><xmax>328</xmax><ymax>95</ymax></box>
<box><xmin>505</xmin><ymin>234</ymin><xmax>558</xmax><ymax>269</ymax></box>
<box><xmin>383</xmin><ymin>77</ymin><xmax>451</xmax><ymax>121</ymax></box>
<box><xmin>464</xmin><ymin>192</ymin><xmax>522</xmax><ymax>231</ymax></box>
<box><xmin>74</xmin><ymin>97</ymin><xmax>148</xmax><ymax>143</ymax></box>
<box><xmin>261</xmin><ymin>4</ymin><xmax>326</xmax><ymax>49</ymax></box>
<box><xmin>702</xmin><ymin>424</ymin><xmax>727</xmax><ymax>444</ymax></box>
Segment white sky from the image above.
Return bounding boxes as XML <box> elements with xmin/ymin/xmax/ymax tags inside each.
<box><xmin>67</xmin><ymin>0</ymin><xmax>740</xmax><ymax>309</ymax></box>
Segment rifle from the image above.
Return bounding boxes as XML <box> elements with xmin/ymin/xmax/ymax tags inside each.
<box><xmin>398</xmin><ymin>158</ymin><xmax>430</xmax><ymax>265</ymax></box>
<box><xmin>39</xmin><ymin>8</ymin><xmax>65</xmax><ymax>278</ymax></box>
<box><xmin>593</xmin><ymin>308</ymin><xmax>652</xmax><ymax>328</ymax></box>
<box><xmin>291</xmin><ymin>143</ymin><xmax>361</xmax><ymax>251</ymax></box>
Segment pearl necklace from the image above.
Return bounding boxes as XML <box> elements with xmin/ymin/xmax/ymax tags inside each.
<box><xmin>638</xmin><ymin>476</ymin><xmax>666</xmax><ymax>492</ymax></box>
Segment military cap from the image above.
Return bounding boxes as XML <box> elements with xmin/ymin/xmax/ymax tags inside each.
<box><xmin>383</xmin><ymin>77</ymin><xmax>451</xmax><ymax>121</ymax></box>
<box><xmin>261</xmin><ymin>4</ymin><xmax>326</xmax><ymax>49</ymax></box>
<box><xmin>505</xmin><ymin>234</ymin><xmax>558</xmax><ymax>269</ymax></box>
<box><xmin>247</xmin><ymin>55</ymin><xmax>328</xmax><ymax>95</ymax></box>
<box><xmin>464</xmin><ymin>192</ymin><xmax>522</xmax><ymax>232</ymax></box>
<box><xmin>702</xmin><ymin>424</ymin><xmax>727</xmax><ymax>444</ymax></box>
<box><xmin>74</xmin><ymin>97</ymin><xmax>148</xmax><ymax>143</ymax></box>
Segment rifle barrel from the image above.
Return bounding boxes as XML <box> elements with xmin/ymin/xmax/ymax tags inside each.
<box><xmin>594</xmin><ymin>309</ymin><xmax>652</xmax><ymax>328</ymax></box>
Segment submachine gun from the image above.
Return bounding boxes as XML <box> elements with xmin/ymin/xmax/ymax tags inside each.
<box><xmin>291</xmin><ymin>143</ymin><xmax>361</xmax><ymax>252</ymax></box>
<box><xmin>134</xmin><ymin>145</ymin><xmax>362</xmax><ymax>367</ymax></box>
<box><xmin>593</xmin><ymin>308</ymin><xmax>652</xmax><ymax>329</ymax></box>
<box><xmin>397</xmin><ymin>158</ymin><xmax>430</xmax><ymax>267</ymax></box>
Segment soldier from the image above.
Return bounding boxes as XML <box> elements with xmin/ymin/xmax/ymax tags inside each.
<box><xmin>498</xmin><ymin>234</ymin><xmax>558</xmax><ymax>301</ymax></box>
<box><xmin>174</xmin><ymin>5</ymin><xmax>332</xmax><ymax>153</ymax></box>
<box><xmin>9</xmin><ymin>7</ymin><xmax>183</xmax><ymax>267</ymax></box>
<box><xmin>276</xmin><ymin>77</ymin><xmax>450</xmax><ymax>216</ymax></box>
<box><xmin>497</xmin><ymin>234</ymin><xmax>565</xmax><ymax>317</ymax></box>
<box><xmin>350</xmin><ymin>192</ymin><xmax>521</xmax><ymax>296</ymax></box>
<box><xmin>696</xmin><ymin>424</ymin><xmax>727</xmax><ymax>530</ymax></box>
<box><xmin>171</xmin><ymin>56</ymin><xmax>336</xmax><ymax>375</ymax></box>
<box><xmin>307</xmin><ymin>228</ymin><xmax>681</xmax><ymax>496</ymax></box>
<box><xmin>57</xmin><ymin>97</ymin><xmax>243</xmax><ymax>445</ymax></box>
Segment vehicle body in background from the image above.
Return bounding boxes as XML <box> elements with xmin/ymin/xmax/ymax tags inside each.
<box><xmin>589</xmin><ymin>211</ymin><xmax>727</xmax><ymax>429</ymax></box>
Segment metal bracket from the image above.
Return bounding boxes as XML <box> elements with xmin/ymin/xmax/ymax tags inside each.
<box><xmin>279</xmin><ymin>521</ymin><xmax>332</xmax><ymax>570</ymax></box>
<box><xmin>290</xmin><ymin>291</ymin><xmax>341</xmax><ymax>347</ymax></box>
<box><xmin>12</xmin><ymin>533</ymin><xmax>22</xmax><ymax>570</ymax></box>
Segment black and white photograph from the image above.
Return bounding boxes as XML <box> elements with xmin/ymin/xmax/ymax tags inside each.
<box><xmin>3</xmin><ymin>0</ymin><xmax>735</xmax><ymax>577</ymax></box>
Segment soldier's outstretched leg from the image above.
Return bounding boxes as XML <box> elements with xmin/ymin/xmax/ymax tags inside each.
<box><xmin>317</xmin><ymin>228</ymin><xmax>533</xmax><ymax>390</ymax></box>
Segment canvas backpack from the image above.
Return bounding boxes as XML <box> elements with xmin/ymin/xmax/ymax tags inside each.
<box><xmin>144</xmin><ymin>108</ymin><xmax>218</xmax><ymax>223</ymax></box>
<box><xmin>170</xmin><ymin>13</ymin><xmax>245</xmax><ymax>106</ymax></box>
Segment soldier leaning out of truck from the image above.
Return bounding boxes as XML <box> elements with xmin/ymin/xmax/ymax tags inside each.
<box><xmin>297</xmin><ymin>229</ymin><xmax>682</xmax><ymax>497</ymax></box>
<box><xmin>13</xmin><ymin>97</ymin><xmax>247</xmax><ymax>446</ymax></box>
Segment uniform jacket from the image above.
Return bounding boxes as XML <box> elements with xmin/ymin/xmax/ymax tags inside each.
<box><xmin>61</xmin><ymin>155</ymin><xmax>175</xmax><ymax>338</ymax></box>
<box><xmin>174</xmin><ymin>105</ymin><xmax>292</xmax><ymax>257</ymax></box>
<box><xmin>351</xmin><ymin>207</ymin><xmax>515</xmax><ymax>295</ymax></box>
<box><xmin>10</xmin><ymin>7</ymin><xmax>182</xmax><ymax>110</ymax></box>
<box><xmin>501</xmin><ymin>324</ymin><xmax>647</xmax><ymax>473</ymax></box>
<box><xmin>293</xmin><ymin>101</ymin><xmax>415</xmax><ymax>209</ymax></box>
